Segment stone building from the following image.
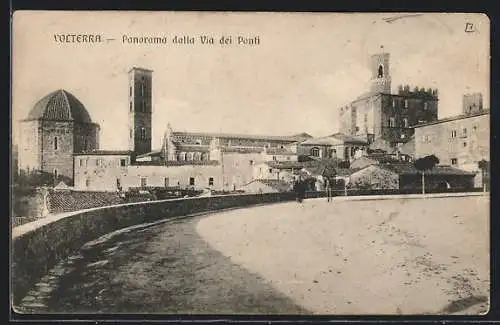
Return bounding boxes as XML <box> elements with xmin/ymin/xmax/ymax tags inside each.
<box><xmin>18</xmin><ymin>89</ymin><xmax>100</xmax><ymax>182</ymax></box>
<box><xmin>338</xmin><ymin>48</ymin><xmax>439</xmax><ymax>152</ymax></box>
<box><xmin>297</xmin><ymin>133</ymin><xmax>368</xmax><ymax>162</ymax></box>
<box><xmin>414</xmin><ymin>107</ymin><xmax>490</xmax><ymax>188</ymax></box>
<box><xmin>70</xmin><ymin>65</ymin><xmax>317</xmax><ymax>192</ymax></box>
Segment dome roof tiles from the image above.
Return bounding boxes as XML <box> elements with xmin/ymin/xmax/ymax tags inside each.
<box><xmin>25</xmin><ymin>89</ymin><xmax>94</xmax><ymax>123</ymax></box>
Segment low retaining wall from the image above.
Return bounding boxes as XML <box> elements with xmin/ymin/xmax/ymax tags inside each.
<box><xmin>11</xmin><ymin>192</ymin><xmax>295</xmax><ymax>306</ymax></box>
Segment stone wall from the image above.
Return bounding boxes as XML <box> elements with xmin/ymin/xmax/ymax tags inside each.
<box><xmin>11</xmin><ymin>192</ymin><xmax>295</xmax><ymax>305</ymax></box>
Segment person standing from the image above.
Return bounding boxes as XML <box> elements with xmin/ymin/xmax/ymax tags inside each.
<box><xmin>326</xmin><ymin>178</ymin><xmax>332</xmax><ymax>202</ymax></box>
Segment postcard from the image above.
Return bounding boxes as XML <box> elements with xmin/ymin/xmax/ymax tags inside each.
<box><xmin>11</xmin><ymin>11</ymin><xmax>490</xmax><ymax>316</ymax></box>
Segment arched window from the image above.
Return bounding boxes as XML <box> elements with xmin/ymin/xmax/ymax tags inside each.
<box><xmin>178</xmin><ymin>152</ymin><xmax>186</xmax><ymax>161</ymax></box>
<box><xmin>378</xmin><ymin>65</ymin><xmax>384</xmax><ymax>78</ymax></box>
<box><xmin>194</xmin><ymin>152</ymin><xmax>202</xmax><ymax>161</ymax></box>
<box><xmin>186</xmin><ymin>152</ymin><xmax>194</xmax><ymax>161</ymax></box>
<box><xmin>311</xmin><ymin>147</ymin><xmax>320</xmax><ymax>157</ymax></box>
<box><xmin>201</xmin><ymin>152</ymin><xmax>209</xmax><ymax>161</ymax></box>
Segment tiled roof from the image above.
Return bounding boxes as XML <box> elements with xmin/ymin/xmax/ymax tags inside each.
<box><xmin>265</xmin><ymin>148</ymin><xmax>296</xmax><ymax>155</ymax></box>
<box><xmin>74</xmin><ymin>150</ymin><xmax>132</xmax><ymax>156</ymax></box>
<box><xmin>222</xmin><ymin>147</ymin><xmax>264</xmax><ymax>154</ymax></box>
<box><xmin>242</xmin><ymin>179</ymin><xmax>292</xmax><ymax>192</ymax></box>
<box><xmin>132</xmin><ymin>160</ymin><xmax>220</xmax><ymax>166</ymax></box>
<box><xmin>300</xmin><ymin>133</ymin><xmax>367</xmax><ymax>146</ymax></box>
<box><xmin>172</xmin><ymin>131</ymin><xmax>310</xmax><ymax>142</ymax></box>
<box><xmin>24</xmin><ymin>89</ymin><xmax>95</xmax><ymax>124</ymax></box>
<box><xmin>175</xmin><ymin>144</ymin><xmax>211</xmax><ymax>152</ymax></box>
<box><xmin>379</xmin><ymin>163</ymin><xmax>476</xmax><ymax>176</ymax></box>
<box><xmin>413</xmin><ymin>109</ymin><xmax>490</xmax><ymax>128</ymax></box>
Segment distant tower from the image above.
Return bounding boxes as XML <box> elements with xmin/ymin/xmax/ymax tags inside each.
<box><xmin>370</xmin><ymin>46</ymin><xmax>391</xmax><ymax>93</ymax></box>
<box><xmin>128</xmin><ymin>67</ymin><xmax>153</xmax><ymax>157</ymax></box>
<box><xmin>462</xmin><ymin>93</ymin><xmax>483</xmax><ymax>115</ymax></box>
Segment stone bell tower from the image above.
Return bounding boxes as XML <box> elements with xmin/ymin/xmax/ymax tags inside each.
<box><xmin>370</xmin><ymin>46</ymin><xmax>391</xmax><ymax>93</ymax></box>
<box><xmin>128</xmin><ymin>67</ymin><xmax>153</xmax><ymax>158</ymax></box>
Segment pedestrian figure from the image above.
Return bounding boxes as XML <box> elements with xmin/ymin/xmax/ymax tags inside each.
<box><xmin>293</xmin><ymin>176</ymin><xmax>305</xmax><ymax>203</ymax></box>
<box><xmin>326</xmin><ymin>178</ymin><xmax>333</xmax><ymax>202</ymax></box>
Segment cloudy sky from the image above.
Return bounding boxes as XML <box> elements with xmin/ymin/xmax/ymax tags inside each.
<box><xmin>12</xmin><ymin>12</ymin><xmax>489</xmax><ymax>150</ymax></box>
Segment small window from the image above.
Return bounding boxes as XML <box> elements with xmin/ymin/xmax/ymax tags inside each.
<box><xmin>141</xmin><ymin>100</ymin><xmax>146</xmax><ymax>112</ymax></box>
<box><xmin>424</xmin><ymin>102</ymin><xmax>428</xmax><ymax>110</ymax></box>
<box><xmin>269</xmin><ymin>169</ymin><xmax>273</xmax><ymax>173</ymax></box>
<box><xmin>189</xmin><ymin>177</ymin><xmax>195</xmax><ymax>186</ymax></box>
<box><xmin>208</xmin><ymin>177</ymin><xmax>214</xmax><ymax>186</ymax></box>
<box><xmin>86</xmin><ymin>178</ymin><xmax>90</xmax><ymax>187</ymax></box>
<box><xmin>54</xmin><ymin>169</ymin><xmax>58</xmax><ymax>179</ymax></box>
<box><xmin>116</xmin><ymin>178</ymin><xmax>121</xmax><ymax>189</ymax></box>
<box><xmin>473</xmin><ymin>125</ymin><xmax>478</xmax><ymax>131</ymax></box>
<box><xmin>462</xmin><ymin>128</ymin><xmax>467</xmax><ymax>138</ymax></box>
<box><xmin>96</xmin><ymin>159</ymin><xmax>101</xmax><ymax>166</ymax></box>
<box><xmin>392</xmin><ymin>98</ymin><xmax>396</xmax><ymax>108</ymax></box>
<box><xmin>272</xmin><ymin>156</ymin><xmax>277</xmax><ymax>161</ymax></box>
<box><xmin>378</xmin><ymin>65</ymin><xmax>384</xmax><ymax>78</ymax></box>
<box><xmin>141</xmin><ymin>177</ymin><xmax>147</xmax><ymax>187</ymax></box>
<box><xmin>141</xmin><ymin>81</ymin><xmax>145</xmax><ymax>96</ymax></box>
<box><xmin>129</xmin><ymin>101</ymin><xmax>132</xmax><ymax>112</ymax></box>
<box><xmin>84</xmin><ymin>139</ymin><xmax>88</xmax><ymax>150</ymax></box>
<box><xmin>404</xmin><ymin>99</ymin><xmax>408</xmax><ymax>108</ymax></box>
<box><xmin>164</xmin><ymin>177</ymin><xmax>169</xmax><ymax>187</ymax></box>
<box><xmin>355</xmin><ymin>126</ymin><xmax>360</xmax><ymax>132</ymax></box>
<box><xmin>140</xmin><ymin>128</ymin><xmax>146</xmax><ymax>140</ymax></box>
<box><xmin>120</xmin><ymin>159</ymin><xmax>126</xmax><ymax>167</ymax></box>
<box><xmin>79</xmin><ymin>159</ymin><xmax>83</xmax><ymax>167</ymax></box>
<box><xmin>451</xmin><ymin>158</ymin><xmax>458</xmax><ymax>165</ymax></box>
<box><xmin>54</xmin><ymin>137</ymin><xmax>58</xmax><ymax>150</ymax></box>
<box><xmin>463</xmin><ymin>142</ymin><xmax>467</xmax><ymax>147</ymax></box>
<box><xmin>389</xmin><ymin>117</ymin><xmax>396</xmax><ymax>127</ymax></box>
<box><xmin>311</xmin><ymin>147</ymin><xmax>320</xmax><ymax>157</ymax></box>
<box><xmin>249</xmin><ymin>160</ymin><xmax>254</xmax><ymax>165</ymax></box>
<box><xmin>403</xmin><ymin>118</ymin><xmax>409</xmax><ymax>128</ymax></box>
<box><xmin>451</xmin><ymin>130</ymin><xmax>457</xmax><ymax>138</ymax></box>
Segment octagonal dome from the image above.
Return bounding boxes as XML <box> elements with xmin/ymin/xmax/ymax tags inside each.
<box><xmin>25</xmin><ymin>89</ymin><xmax>93</xmax><ymax>123</ymax></box>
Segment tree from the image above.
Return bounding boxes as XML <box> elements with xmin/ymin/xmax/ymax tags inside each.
<box><xmin>413</xmin><ymin>155</ymin><xmax>440</xmax><ymax>194</ymax></box>
<box><xmin>478</xmin><ymin>159</ymin><xmax>489</xmax><ymax>192</ymax></box>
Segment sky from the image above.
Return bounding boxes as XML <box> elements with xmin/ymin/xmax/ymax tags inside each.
<box><xmin>12</xmin><ymin>12</ymin><xmax>490</xmax><ymax>150</ymax></box>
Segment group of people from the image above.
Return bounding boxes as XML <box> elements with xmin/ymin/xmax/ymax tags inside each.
<box><xmin>292</xmin><ymin>175</ymin><xmax>334</xmax><ymax>203</ymax></box>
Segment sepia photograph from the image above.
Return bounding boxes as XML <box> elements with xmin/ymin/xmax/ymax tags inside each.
<box><xmin>11</xmin><ymin>11</ymin><xmax>490</xmax><ymax>316</ymax></box>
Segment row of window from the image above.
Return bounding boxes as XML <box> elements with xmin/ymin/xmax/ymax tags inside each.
<box><xmin>129</xmin><ymin>99</ymin><xmax>149</xmax><ymax>113</ymax></box>
<box><xmin>389</xmin><ymin>117</ymin><xmax>409</xmax><ymax>128</ymax></box>
<box><xmin>391</xmin><ymin>99</ymin><xmax>429</xmax><ymax>110</ymax></box>
<box><xmin>450</xmin><ymin>125</ymin><xmax>478</xmax><ymax>139</ymax></box>
<box><xmin>130</xmin><ymin>128</ymin><xmax>148</xmax><ymax>140</ymax></box>
<box><xmin>78</xmin><ymin>158</ymin><xmax>127</xmax><ymax>167</ymax></box>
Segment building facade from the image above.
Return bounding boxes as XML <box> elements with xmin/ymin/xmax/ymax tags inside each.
<box><xmin>338</xmin><ymin>49</ymin><xmax>438</xmax><ymax>151</ymax></box>
<box><xmin>414</xmin><ymin>109</ymin><xmax>489</xmax><ymax>187</ymax></box>
<box><xmin>18</xmin><ymin>89</ymin><xmax>100</xmax><ymax>181</ymax></box>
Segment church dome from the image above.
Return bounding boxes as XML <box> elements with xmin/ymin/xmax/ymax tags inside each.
<box><xmin>25</xmin><ymin>89</ymin><xmax>93</xmax><ymax>123</ymax></box>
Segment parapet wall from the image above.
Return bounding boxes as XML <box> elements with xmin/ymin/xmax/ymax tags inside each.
<box><xmin>11</xmin><ymin>192</ymin><xmax>295</xmax><ymax>306</ymax></box>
